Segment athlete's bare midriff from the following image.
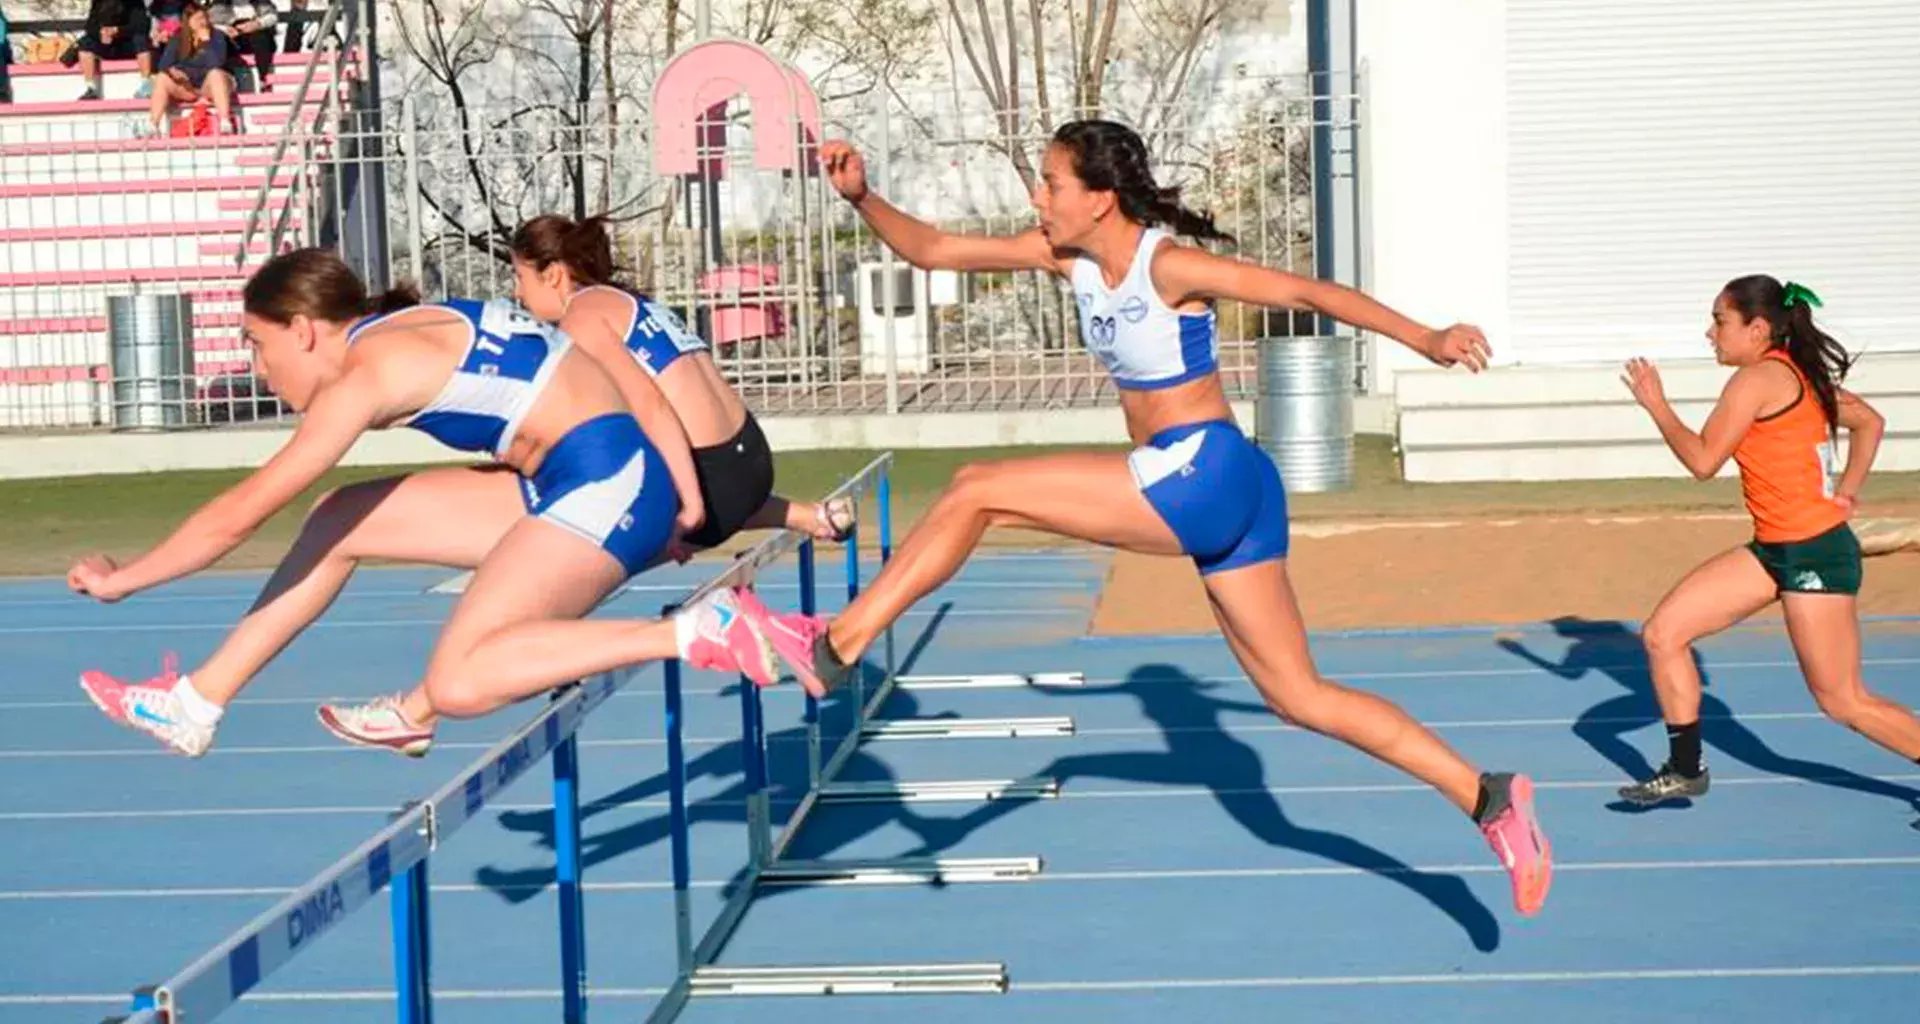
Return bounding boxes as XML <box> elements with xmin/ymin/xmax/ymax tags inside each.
<box><xmin>1117</xmin><ymin>373</ymin><xmax>1238</xmax><ymax>446</ymax></box>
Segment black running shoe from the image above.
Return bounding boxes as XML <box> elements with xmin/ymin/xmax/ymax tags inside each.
<box><xmin>1617</xmin><ymin>761</ymin><xmax>1710</xmax><ymax>806</ymax></box>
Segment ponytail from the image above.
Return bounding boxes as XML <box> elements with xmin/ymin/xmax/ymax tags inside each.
<box><xmin>1722</xmin><ymin>275</ymin><xmax>1855</xmax><ymax>428</ymax></box>
<box><xmin>511</xmin><ymin>214</ymin><xmax>619</xmax><ymax>287</ymax></box>
<box><xmin>1136</xmin><ymin>185</ymin><xmax>1235</xmax><ymax>245</ymax></box>
<box><xmin>368</xmin><ymin>283</ymin><xmax>422</xmax><ymax>316</ymax></box>
<box><xmin>1052</xmin><ymin>119</ymin><xmax>1237</xmax><ymax>245</ymax></box>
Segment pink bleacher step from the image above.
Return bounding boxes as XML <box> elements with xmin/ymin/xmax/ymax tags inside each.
<box><xmin>0</xmin><ymin>359</ymin><xmax>255</xmax><ymax>386</ymax></box>
<box><xmin>0</xmin><ymin>91</ymin><xmax>323</xmax><ymax>118</ymax></box>
<box><xmin>6</xmin><ymin>53</ymin><xmax>320</xmax><ymax>78</ymax></box>
<box><xmin>0</xmin><ymin>221</ymin><xmax>286</xmax><ymax>243</ymax></box>
<box><xmin>234</xmin><ymin>147</ymin><xmax>335</xmax><ymax>169</ymax></box>
<box><xmin>0</xmin><ymin>266</ymin><xmax>250</xmax><ymax>287</ymax></box>
<box><xmin>216</xmin><ymin>196</ymin><xmax>297</xmax><ymax>215</ymax></box>
<box><xmin>0</xmin><ymin>174</ymin><xmax>294</xmax><ymax>199</ymax></box>
<box><xmin>245</xmin><ymin>111</ymin><xmax>329</xmax><ymax>131</ymax></box>
<box><xmin>0</xmin><ymin>312</ymin><xmax>245</xmax><ymax>335</ymax></box>
<box><xmin>199</xmin><ymin>240</ymin><xmax>288</xmax><ymax>258</ymax></box>
<box><xmin>0</xmin><ymin>136</ymin><xmax>286</xmax><ymax>157</ymax></box>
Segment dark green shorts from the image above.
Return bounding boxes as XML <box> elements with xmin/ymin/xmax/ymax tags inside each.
<box><xmin>1746</xmin><ymin>523</ymin><xmax>1862</xmax><ymax>596</ymax></box>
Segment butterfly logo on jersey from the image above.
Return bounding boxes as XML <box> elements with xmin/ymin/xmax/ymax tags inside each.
<box><xmin>1088</xmin><ymin>315</ymin><xmax>1118</xmax><ymax>348</ymax></box>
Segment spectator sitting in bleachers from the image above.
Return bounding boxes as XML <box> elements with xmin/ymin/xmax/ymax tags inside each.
<box><xmin>76</xmin><ymin>0</ymin><xmax>155</xmax><ymax>100</ymax></box>
<box><xmin>210</xmin><ymin>0</ymin><xmax>277</xmax><ymax>91</ymax></box>
<box><xmin>147</xmin><ymin>2</ymin><xmax>234</xmax><ymax>133</ymax></box>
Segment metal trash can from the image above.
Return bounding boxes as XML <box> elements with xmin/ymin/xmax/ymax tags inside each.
<box><xmin>1255</xmin><ymin>334</ymin><xmax>1356</xmax><ymax>493</ymax></box>
<box><xmin>107</xmin><ymin>294</ymin><xmax>194</xmax><ymax>431</ymax></box>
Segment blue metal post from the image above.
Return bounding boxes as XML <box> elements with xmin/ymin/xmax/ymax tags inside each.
<box><xmin>797</xmin><ymin>539</ymin><xmax>821</xmax><ymax>784</ymax></box>
<box><xmin>660</xmin><ymin>616</ymin><xmax>694</xmax><ymax>972</ymax></box>
<box><xmin>738</xmin><ymin>659</ymin><xmax>769</xmax><ymax>864</ymax></box>
<box><xmin>878</xmin><ymin>469</ymin><xmax>895</xmax><ymax>682</ymax></box>
<box><xmin>843</xmin><ymin>516</ymin><xmax>863</xmax><ymax>717</ymax></box>
<box><xmin>390</xmin><ymin>857</ymin><xmax>432</xmax><ymax>1024</ymax></box>
<box><xmin>552</xmin><ymin>734</ymin><xmax>588</xmax><ymax>1023</ymax></box>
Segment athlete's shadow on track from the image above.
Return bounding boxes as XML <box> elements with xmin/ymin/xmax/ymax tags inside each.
<box><xmin>1499</xmin><ymin>616</ymin><xmax>1920</xmax><ymax>813</ymax></box>
<box><xmin>878</xmin><ymin>664</ymin><xmax>1502</xmax><ymax>953</ymax></box>
<box><xmin>474</xmin><ymin>606</ymin><xmax>965</xmax><ymax>904</ymax></box>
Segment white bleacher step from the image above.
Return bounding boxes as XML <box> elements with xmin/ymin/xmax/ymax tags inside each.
<box><xmin>894</xmin><ymin>671</ymin><xmax>1085</xmax><ymax>691</ymax></box>
<box><xmin>817</xmin><ymin>777</ymin><xmax>1060</xmax><ymax>804</ymax></box>
<box><xmin>758</xmin><ymin>856</ymin><xmax>1042</xmax><ymax>887</ymax></box>
<box><xmin>689</xmin><ymin>962</ymin><xmax>1009</xmax><ymax>997</ymax></box>
<box><xmin>859</xmin><ymin>716</ymin><xmax>1075</xmax><ymax>741</ymax></box>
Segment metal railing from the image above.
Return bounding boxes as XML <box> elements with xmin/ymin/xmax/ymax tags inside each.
<box><xmin>232</xmin><ymin>0</ymin><xmax>353</xmax><ymax>268</ymax></box>
<box><xmin>0</xmin><ymin>55</ymin><xmax>1364</xmax><ymax>433</ymax></box>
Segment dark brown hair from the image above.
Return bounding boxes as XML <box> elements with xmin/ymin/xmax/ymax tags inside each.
<box><xmin>510</xmin><ymin>215</ymin><xmax>617</xmax><ymax>287</ymax></box>
<box><xmin>243</xmin><ymin>248</ymin><xmax>420</xmax><ymax>325</ymax></box>
<box><xmin>1052</xmin><ymin>119</ymin><xmax>1234</xmax><ymax>244</ymax></box>
<box><xmin>1721</xmin><ymin>274</ymin><xmax>1853</xmax><ymax>427</ymax></box>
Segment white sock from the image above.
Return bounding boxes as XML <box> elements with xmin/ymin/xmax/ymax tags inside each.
<box><xmin>672</xmin><ymin>605</ymin><xmax>701</xmax><ymax>660</ymax></box>
<box><xmin>171</xmin><ymin>675</ymin><xmax>225</xmax><ymax>729</ymax></box>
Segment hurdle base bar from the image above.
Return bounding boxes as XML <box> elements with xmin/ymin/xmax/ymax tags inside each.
<box><xmin>860</xmin><ymin>716</ymin><xmax>1075</xmax><ymax>741</ymax></box>
<box><xmin>818</xmin><ymin>777</ymin><xmax>1060</xmax><ymax>804</ymax></box>
<box><xmin>689</xmin><ymin>962</ymin><xmax>1009</xmax><ymax>997</ymax></box>
<box><xmin>894</xmin><ymin>671</ymin><xmax>1085</xmax><ymax>691</ymax></box>
<box><xmin>759</xmin><ymin>855</ymin><xmax>1041</xmax><ymax>886</ymax></box>
<box><xmin>101</xmin><ymin>985</ymin><xmax>165</xmax><ymax>1023</ymax></box>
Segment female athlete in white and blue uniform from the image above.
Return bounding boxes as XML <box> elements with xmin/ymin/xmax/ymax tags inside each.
<box><xmin>69</xmin><ymin>249</ymin><xmax>779</xmax><ymax>758</ymax></box>
<box><xmin>506</xmin><ymin>214</ymin><xmax>854</xmax><ymax>558</ymax></box>
<box><xmin>733</xmin><ymin>120</ymin><xmax>1554</xmax><ymax>918</ymax></box>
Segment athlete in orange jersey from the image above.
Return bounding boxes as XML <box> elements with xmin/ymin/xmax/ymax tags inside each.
<box><xmin>1618</xmin><ymin>275</ymin><xmax>1920</xmax><ymax>810</ymax></box>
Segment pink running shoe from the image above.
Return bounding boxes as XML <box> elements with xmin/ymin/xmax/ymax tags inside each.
<box><xmin>677</xmin><ymin>587</ymin><xmax>781</xmax><ymax>687</ymax></box>
<box><xmin>316</xmin><ymin>695</ymin><xmax>435</xmax><ymax>757</ymax></box>
<box><xmin>728</xmin><ymin>586</ymin><xmax>835</xmax><ymax>697</ymax></box>
<box><xmin>1478</xmin><ymin>772</ymin><xmax>1552</xmax><ymax>916</ymax></box>
<box><xmin>78</xmin><ymin>654</ymin><xmax>216</xmax><ymax>758</ymax></box>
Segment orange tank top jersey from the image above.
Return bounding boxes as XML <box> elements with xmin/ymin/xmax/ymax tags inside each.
<box><xmin>1733</xmin><ymin>351</ymin><xmax>1845</xmax><ymax>543</ymax></box>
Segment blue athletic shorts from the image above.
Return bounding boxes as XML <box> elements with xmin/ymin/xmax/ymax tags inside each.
<box><xmin>518</xmin><ymin>413</ymin><xmax>678</xmax><ymax>577</ymax></box>
<box><xmin>1129</xmin><ymin>419</ymin><xmax>1289</xmax><ymax>575</ymax></box>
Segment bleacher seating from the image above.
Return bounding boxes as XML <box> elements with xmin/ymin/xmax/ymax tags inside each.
<box><xmin>1</xmin><ymin>13</ymin><xmax>348</xmax><ymax>428</ymax></box>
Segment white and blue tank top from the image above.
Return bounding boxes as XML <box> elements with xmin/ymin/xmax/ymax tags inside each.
<box><xmin>347</xmin><ymin>298</ymin><xmax>572</xmax><ymax>457</ymax></box>
<box><xmin>577</xmin><ymin>285</ymin><xmax>709</xmax><ymax>377</ymax></box>
<box><xmin>1069</xmin><ymin>227</ymin><xmax>1219</xmax><ymax>391</ymax></box>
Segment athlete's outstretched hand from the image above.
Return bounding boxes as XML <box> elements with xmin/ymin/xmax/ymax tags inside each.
<box><xmin>1622</xmin><ymin>357</ymin><xmax>1667</xmax><ymax>410</ymax></box>
<box><xmin>68</xmin><ymin>554</ymin><xmax>129</xmax><ymax>604</ymax></box>
<box><xmin>820</xmin><ymin>140</ymin><xmax>870</xmax><ymax>204</ymax></box>
<box><xmin>1420</xmin><ymin>324</ymin><xmax>1491</xmax><ymax>372</ymax></box>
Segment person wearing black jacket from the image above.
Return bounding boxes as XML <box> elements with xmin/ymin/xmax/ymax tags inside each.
<box><xmin>76</xmin><ymin>0</ymin><xmax>155</xmax><ymax>100</ymax></box>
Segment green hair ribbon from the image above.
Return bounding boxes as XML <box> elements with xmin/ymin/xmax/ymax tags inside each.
<box><xmin>1781</xmin><ymin>281</ymin><xmax>1824</xmax><ymax>310</ymax></box>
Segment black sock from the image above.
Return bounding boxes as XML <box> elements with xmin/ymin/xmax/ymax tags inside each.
<box><xmin>1471</xmin><ymin>773</ymin><xmax>1510</xmax><ymax>824</ymax></box>
<box><xmin>1667</xmin><ymin>720</ymin><xmax>1703</xmax><ymax>777</ymax></box>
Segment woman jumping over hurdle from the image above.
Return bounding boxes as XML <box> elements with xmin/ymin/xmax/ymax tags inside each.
<box><xmin>504</xmin><ymin>213</ymin><xmax>854</xmax><ymax>558</ymax></box>
<box><xmin>1616</xmin><ymin>276</ymin><xmax>1920</xmax><ymax>808</ymax></box>
<box><xmin>70</xmin><ymin>249</ymin><xmax>781</xmax><ymax>758</ymax></box>
<box><xmin>729</xmin><ymin>119</ymin><xmax>1554</xmax><ymax>917</ymax></box>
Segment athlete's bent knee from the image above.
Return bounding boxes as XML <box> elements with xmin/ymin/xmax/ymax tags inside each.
<box><xmin>423</xmin><ymin>673</ymin><xmax>492</xmax><ymax>719</ymax></box>
<box><xmin>1812</xmin><ymin>687</ymin><xmax>1869</xmax><ymax>731</ymax></box>
<box><xmin>1640</xmin><ymin>618</ymin><xmax>1694</xmax><ymax>661</ymax></box>
<box><xmin>1267</xmin><ymin>676</ymin><xmax>1338</xmax><ymax>732</ymax></box>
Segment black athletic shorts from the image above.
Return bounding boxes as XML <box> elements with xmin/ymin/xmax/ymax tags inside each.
<box><xmin>681</xmin><ymin>411</ymin><xmax>775</xmax><ymax>549</ymax></box>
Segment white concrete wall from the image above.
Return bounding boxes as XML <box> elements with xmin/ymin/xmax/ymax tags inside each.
<box><xmin>1397</xmin><ymin>354</ymin><xmax>1920</xmax><ymax>482</ymax></box>
<box><xmin>1354</xmin><ymin>0</ymin><xmax>1508</xmax><ymax>398</ymax></box>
